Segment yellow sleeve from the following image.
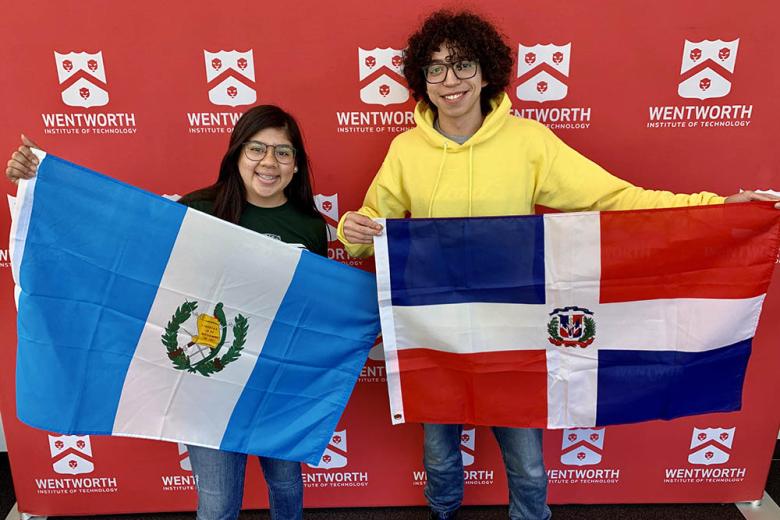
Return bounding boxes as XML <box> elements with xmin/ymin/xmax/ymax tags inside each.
<box><xmin>337</xmin><ymin>142</ymin><xmax>411</xmax><ymax>258</ymax></box>
<box><xmin>534</xmin><ymin>129</ymin><xmax>726</xmax><ymax>211</ymax></box>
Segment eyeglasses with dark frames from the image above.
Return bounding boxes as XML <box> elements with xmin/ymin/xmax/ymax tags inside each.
<box><xmin>423</xmin><ymin>60</ymin><xmax>479</xmax><ymax>84</ymax></box>
<box><xmin>242</xmin><ymin>141</ymin><xmax>296</xmax><ymax>164</ymax></box>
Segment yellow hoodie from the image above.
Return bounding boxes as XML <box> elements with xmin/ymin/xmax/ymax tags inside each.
<box><xmin>338</xmin><ymin>93</ymin><xmax>725</xmax><ymax>258</ymax></box>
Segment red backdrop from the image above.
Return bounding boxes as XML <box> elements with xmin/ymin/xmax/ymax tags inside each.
<box><xmin>1</xmin><ymin>0</ymin><xmax>778</xmax><ymax>515</ymax></box>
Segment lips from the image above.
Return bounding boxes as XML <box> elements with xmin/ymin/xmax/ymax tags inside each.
<box><xmin>442</xmin><ymin>91</ymin><xmax>467</xmax><ymax>103</ymax></box>
<box><xmin>254</xmin><ymin>172</ymin><xmax>279</xmax><ymax>184</ymax></box>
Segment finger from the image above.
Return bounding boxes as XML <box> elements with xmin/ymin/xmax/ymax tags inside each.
<box><xmin>347</xmin><ymin>220</ymin><xmax>383</xmax><ymax>237</ymax></box>
<box><xmin>21</xmin><ymin>134</ymin><xmax>41</xmax><ymax>153</ymax></box>
<box><xmin>9</xmin><ymin>152</ymin><xmax>36</xmax><ymax>175</ymax></box>
<box><xmin>345</xmin><ymin>233</ymin><xmax>375</xmax><ymax>245</ymax></box>
<box><xmin>16</xmin><ymin>144</ymin><xmax>38</xmax><ymax>167</ymax></box>
<box><xmin>349</xmin><ymin>212</ymin><xmax>383</xmax><ymax>231</ymax></box>
<box><xmin>6</xmin><ymin>161</ymin><xmax>34</xmax><ymax>181</ymax></box>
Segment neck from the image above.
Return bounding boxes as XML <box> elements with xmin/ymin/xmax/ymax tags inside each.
<box><xmin>246</xmin><ymin>194</ymin><xmax>287</xmax><ymax>208</ymax></box>
<box><xmin>437</xmin><ymin>110</ymin><xmax>484</xmax><ymax>137</ymax></box>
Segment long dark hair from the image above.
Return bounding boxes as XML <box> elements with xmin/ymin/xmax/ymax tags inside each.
<box><xmin>181</xmin><ymin>105</ymin><xmax>322</xmax><ymax>224</ymax></box>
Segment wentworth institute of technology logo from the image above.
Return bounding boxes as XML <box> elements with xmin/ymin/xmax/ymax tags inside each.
<box><xmin>49</xmin><ymin>434</ymin><xmax>94</xmax><ymax>475</ymax></box>
<box><xmin>303</xmin><ymin>428</ymin><xmax>369</xmax><ymax>488</ymax></box>
<box><xmin>688</xmin><ymin>427</ymin><xmax>734</xmax><ymax>465</ymax></box>
<box><xmin>647</xmin><ymin>38</ymin><xmax>751</xmax><ymax>129</ymax></box>
<box><xmin>358</xmin><ymin>47</ymin><xmax>409</xmax><ymax>106</ymax></box>
<box><xmin>663</xmin><ymin>426</ymin><xmax>746</xmax><ymax>484</ymax></box>
<box><xmin>513</xmin><ymin>42</ymin><xmax>591</xmax><ymax>130</ymax></box>
<box><xmin>54</xmin><ymin>51</ymin><xmax>108</xmax><ymax>108</ymax></box>
<box><xmin>308</xmin><ymin>429</ymin><xmax>348</xmax><ymax>469</ymax></box>
<box><xmin>516</xmin><ymin>43</ymin><xmax>571</xmax><ymax>102</ymax></box>
<box><xmin>560</xmin><ymin>428</ymin><xmax>604</xmax><ymax>466</ymax></box>
<box><xmin>203</xmin><ymin>50</ymin><xmax>256</xmax><ymax>107</ymax></box>
<box><xmin>678</xmin><ymin>39</ymin><xmax>739</xmax><ymax>100</ymax></box>
<box><xmin>44</xmin><ymin>50</ymin><xmax>136</xmax><ymax>135</ymax></box>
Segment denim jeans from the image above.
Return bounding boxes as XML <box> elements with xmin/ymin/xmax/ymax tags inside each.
<box><xmin>423</xmin><ymin>424</ymin><xmax>551</xmax><ymax>520</ymax></box>
<box><xmin>187</xmin><ymin>444</ymin><xmax>303</xmax><ymax>520</ymax></box>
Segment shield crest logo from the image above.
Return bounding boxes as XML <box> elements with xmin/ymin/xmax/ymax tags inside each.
<box><xmin>204</xmin><ymin>50</ymin><xmax>257</xmax><ymax>107</ymax></box>
<box><xmin>516</xmin><ymin>43</ymin><xmax>571</xmax><ymax>102</ymax></box>
<box><xmin>307</xmin><ymin>429</ymin><xmax>348</xmax><ymax>469</ymax></box>
<box><xmin>678</xmin><ymin>39</ymin><xmax>739</xmax><ymax>100</ymax></box>
<box><xmin>560</xmin><ymin>428</ymin><xmax>604</xmax><ymax>466</ymax></box>
<box><xmin>358</xmin><ymin>47</ymin><xmax>409</xmax><ymax>106</ymax></box>
<box><xmin>177</xmin><ymin>443</ymin><xmax>191</xmax><ymax>472</ymax></box>
<box><xmin>54</xmin><ymin>51</ymin><xmax>109</xmax><ymax>108</ymax></box>
<box><xmin>49</xmin><ymin>434</ymin><xmax>95</xmax><ymax>475</ymax></box>
<box><xmin>460</xmin><ymin>427</ymin><xmax>476</xmax><ymax>467</ymax></box>
<box><xmin>314</xmin><ymin>193</ymin><xmax>339</xmax><ymax>242</ymax></box>
<box><xmin>688</xmin><ymin>427</ymin><xmax>735</xmax><ymax>465</ymax></box>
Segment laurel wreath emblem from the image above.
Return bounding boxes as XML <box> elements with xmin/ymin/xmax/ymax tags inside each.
<box><xmin>547</xmin><ymin>315</ymin><xmax>596</xmax><ymax>348</ymax></box>
<box><xmin>162</xmin><ymin>301</ymin><xmax>248</xmax><ymax>376</ymax></box>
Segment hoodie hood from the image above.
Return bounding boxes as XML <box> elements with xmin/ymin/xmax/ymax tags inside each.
<box><xmin>413</xmin><ymin>92</ymin><xmax>513</xmax><ymax>149</ymax></box>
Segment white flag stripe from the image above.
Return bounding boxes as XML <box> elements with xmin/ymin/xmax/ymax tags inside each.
<box><xmin>543</xmin><ymin>212</ymin><xmax>601</xmax><ymax>307</ymax></box>
<box><xmin>393</xmin><ymin>302</ymin><xmax>550</xmax><ymax>352</ymax></box>
<box><xmin>594</xmin><ymin>295</ymin><xmax>763</xmax><ymax>350</ymax></box>
<box><xmin>373</xmin><ymin>219</ymin><xmax>406</xmax><ymax>425</ymax></box>
<box><xmin>9</xmin><ymin>171</ymin><xmax>40</xmax><ymax>286</ymax></box>
<box><xmin>546</xmin><ymin>347</ymin><xmax>599</xmax><ymax>428</ymax></box>
<box><xmin>112</xmin><ymin>209</ymin><xmax>302</xmax><ymax>446</ymax></box>
<box><xmin>544</xmin><ymin>212</ymin><xmax>601</xmax><ymax>428</ymax></box>
<box><xmin>391</xmin><ymin>296</ymin><xmax>761</xmax><ymax>354</ymax></box>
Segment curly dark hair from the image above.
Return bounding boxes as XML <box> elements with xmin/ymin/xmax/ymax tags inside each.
<box><xmin>403</xmin><ymin>10</ymin><xmax>513</xmax><ymax>115</ymax></box>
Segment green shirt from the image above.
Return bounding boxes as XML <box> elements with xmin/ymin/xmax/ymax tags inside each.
<box><xmin>183</xmin><ymin>198</ymin><xmax>328</xmax><ymax>257</ymax></box>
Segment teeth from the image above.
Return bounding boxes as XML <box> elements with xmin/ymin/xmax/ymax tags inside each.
<box><xmin>445</xmin><ymin>93</ymin><xmax>464</xmax><ymax>100</ymax></box>
<box><xmin>257</xmin><ymin>174</ymin><xmax>276</xmax><ymax>181</ymax></box>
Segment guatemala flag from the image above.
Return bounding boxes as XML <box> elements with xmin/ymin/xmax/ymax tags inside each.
<box><xmin>10</xmin><ymin>152</ymin><xmax>379</xmax><ymax>464</ymax></box>
<box><xmin>373</xmin><ymin>206</ymin><xmax>779</xmax><ymax>429</ymax></box>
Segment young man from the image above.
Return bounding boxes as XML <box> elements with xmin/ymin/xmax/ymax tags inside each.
<box><xmin>337</xmin><ymin>10</ymin><xmax>775</xmax><ymax>520</ymax></box>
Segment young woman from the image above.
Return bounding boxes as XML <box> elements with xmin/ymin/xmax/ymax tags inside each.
<box><xmin>6</xmin><ymin>105</ymin><xmax>326</xmax><ymax>520</ymax></box>
<box><xmin>337</xmin><ymin>10</ymin><xmax>777</xmax><ymax>520</ymax></box>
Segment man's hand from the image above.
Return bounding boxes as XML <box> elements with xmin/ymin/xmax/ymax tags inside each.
<box><xmin>5</xmin><ymin>134</ymin><xmax>41</xmax><ymax>185</ymax></box>
<box><xmin>341</xmin><ymin>211</ymin><xmax>384</xmax><ymax>244</ymax></box>
<box><xmin>724</xmin><ymin>190</ymin><xmax>780</xmax><ymax>209</ymax></box>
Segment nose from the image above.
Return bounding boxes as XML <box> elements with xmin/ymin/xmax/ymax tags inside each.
<box><xmin>442</xmin><ymin>66</ymin><xmax>460</xmax><ymax>86</ymax></box>
<box><xmin>259</xmin><ymin>146</ymin><xmax>278</xmax><ymax>167</ymax></box>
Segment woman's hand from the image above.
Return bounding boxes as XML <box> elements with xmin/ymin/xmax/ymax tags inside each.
<box><xmin>6</xmin><ymin>134</ymin><xmax>41</xmax><ymax>185</ymax></box>
<box><xmin>724</xmin><ymin>190</ymin><xmax>780</xmax><ymax>209</ymax></box>
<box><xmin>341</xmin><ymin>211</ymin><xmax>384</xmax><ymax>244</ymax></box>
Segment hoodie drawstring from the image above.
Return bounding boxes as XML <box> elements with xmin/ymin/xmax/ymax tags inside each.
<box><xmin>428</xmin><ymin>141</ymin><xmax>448</xmax><ymax>217</ymax></box>
<box><xmin>468</xmin><ymin>145</ymin><xmax>474</xmax><ymax>217</ymax></box>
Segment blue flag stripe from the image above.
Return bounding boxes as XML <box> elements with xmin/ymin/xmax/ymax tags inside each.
<box><xmin>386</xmin><ymin>217</ymin><xmax>546</xmax><ymax>306</ymax></box>
<box><xmin>595</xmin><ymin>339</ymin><xmax>751</xmax><ymax>426</ymax></box>
<box><xmin>16</xmin><ymin>155</ymin><xmax>186</xmax><ymax>433</ymax></box>
<box><xmin>220</xmin><ymin>251</ymin><xmax>379</xmax><ymax>463</ymax></box>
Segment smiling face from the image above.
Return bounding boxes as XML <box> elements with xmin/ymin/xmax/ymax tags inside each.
<box><xmin>237</xmin><ymin>127</ymin><xmax>296</xmax><ymax>208</ymax></box>
<box><xmin>425</xmin><ymin>44</ymin><xmax>487</xmax><ymax>135</ymax></box>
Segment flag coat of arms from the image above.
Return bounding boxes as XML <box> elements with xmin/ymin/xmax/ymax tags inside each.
<box><xmin>10</xmin><ymin>152</ymin><xmax>380</xmax><ymax>464</ymax></box>
<box><xmin>373</xmin><ymin>206</ymin><xmax>779</xmax><ymax>428</ymax></box>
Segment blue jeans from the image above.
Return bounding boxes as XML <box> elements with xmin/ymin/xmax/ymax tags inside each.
<box><xmin>423</xmin><ymin>424</ymin><xmax>551</xmax><ymax>520</ymax></box>
<box><xmin>187</xmin><ymin>444</ymin><xmax>303</xmax><ymax>520</ymax></box>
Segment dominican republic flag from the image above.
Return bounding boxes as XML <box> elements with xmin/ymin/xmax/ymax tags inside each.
<box><xmin>373</xmin><ymin>205</ymin><xmax>779</xmax><ymax>429</ymax></box>
<box><xmin>10</xmin><ymin>152</ymin><xmax>379</xmax><ymax>464</ymax></box>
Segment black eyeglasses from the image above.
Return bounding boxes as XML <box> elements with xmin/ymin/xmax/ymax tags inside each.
<box><xmin>242</xmin><ymin>141</ymin><xmax>296</xmax><ymax>164</ymax></box>
<box><xmin>422</xmin><ymin>60</ymin><xmax>479</xmax><ymax>84</ymax></box>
